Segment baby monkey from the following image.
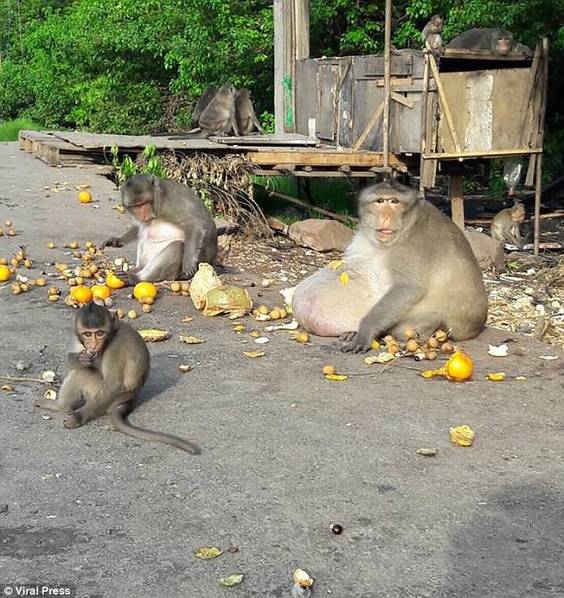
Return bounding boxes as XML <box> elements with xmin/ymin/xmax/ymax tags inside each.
<box><xmin>34</xmin><ymin>304</ymin><xmax>200</xmax><ymax>454</ymax></box>
<box><xmin>490</xmin><ymin>203</ymin><xmax>526</xmax><ymax>248</ymax></box>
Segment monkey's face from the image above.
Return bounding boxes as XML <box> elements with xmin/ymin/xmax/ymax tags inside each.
<box><xmin>431</xmin><ymin>16</ymin><xmax>443</xmax><ymax>32</ymax></box>
<box><xmin>512</xmin><ymin>205</ymin><xmax>526</xmax><ymax>223</ymax></box>
<box><xmin>130</xmin><ymin>201</ymin><xmax>155</xmax><ymax>224</ymax></box>
<box><xmin>361</xmin><ymin>195</ymin><xmax>411</xmax><ymax>244</ymax></box>
<box><xmin>78</xmin><ymin>327</ymin><xmax>108</xmax><ymax>356</ymax></box>
<box><xmin>496</xmin><ymin>32</ymin><xmax>513</xmax><ymax>54</ymax></box>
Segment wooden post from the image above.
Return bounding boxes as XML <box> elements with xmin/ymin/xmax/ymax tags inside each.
<box><xmin>449</xmin><ymin>171</ymin><xmax>465</xmax><ymax>230</ymax></box>
<box><xmin>419</xmin><ymin>52</ymin><xmax>430</xmax><ymax>190</ymax></box>
<box><xmin>534</xmin><ymin>153</ymin><xmax>542</xmax><ymax>255</ymax></box>
<box><xmin>382</xmin><ymin>0</ymin><xmax>392</xmax><ymax>168</ymax></box>
<box><xmin>273</xmin><ymin>0</ymin><xmax>309</xmax><ymax>136</ymax></box>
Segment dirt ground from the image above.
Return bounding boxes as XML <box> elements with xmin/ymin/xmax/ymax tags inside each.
<box><xmin>1</xmin><ymin>142</ymin><xmax>563</xmax><ymax>598</ymax></box>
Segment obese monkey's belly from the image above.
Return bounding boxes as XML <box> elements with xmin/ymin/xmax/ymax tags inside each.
<box><xmin>137</xmin><ymin>220</ymin><xmax>185</xmax><ymax>265</ymax></box>
<box><xmin>292</xmin><ymin>266</ymin><xmax>385</xmax><ymax>337</ymax></box>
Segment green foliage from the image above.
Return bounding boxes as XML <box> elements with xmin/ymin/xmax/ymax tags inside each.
<box><xmin>110</xmin><ymin>144</ymin><xmax>165</xmax><ymax>185</ymax></box>
<box><xmin>0</xmin><ymin>118</ymin><xmax>43</xmax><ymax>141</ymax></box>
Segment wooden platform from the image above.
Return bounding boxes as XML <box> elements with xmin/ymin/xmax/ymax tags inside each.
<box><xmin>19</xmin><ymin>130</ymin><xmax>408</xmax><ymax>177</ymax></box>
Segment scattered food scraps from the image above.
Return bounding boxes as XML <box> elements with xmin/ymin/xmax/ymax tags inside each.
<box><xmin>416</xmin><ymin>448</ymin><xmax>438</xmax><ymax>457</ymax></box>
<box><xmin>445</xmin><ymin>351</ymin><xmax>474</xmax><ymax>382</ymax></box>
<box><xmin>265</xmin><ymin>320</ymin><xmax>299</xmax><ymax>332</ymax></box>
<box><xmin>488</xmin><ymin>344</ymin><xmax>509</xmax><ymax>357</ymax></box>
<box><xmin>179</xmin><ymin>335</ymin><xmax>205</xmax><ymax>344</ymax></box>
<box><xmin>194</xmin><ymin>546</ymin><xmax>223</xmax><ymax>560</ymax></box>
<box><xmin>340</xmin><ymin>272</ymin><xmax>350</xmax><ymax>286</ymax></box>
<box><xmin>365</xmin><ymin>352</ymin><xmax>395</xmax><ymax>365</ymax></box>
<box><xmin>486</xmin><ymin>372</ymin><xmax>506</xmax><ymax>381</ymax></box>
<box><xmin>450</xmin><ymin>425</ymin><xmax>475</xmax><ymax>447</ymax></box>
<box><xmin>1</xmin><ymin>384</ymin><xmax>15</xmax><ymax>392</ymax></box>
<box><xmin>254</xmin><ymin>337</ymin><xmax>269</xmax><ymax>344</ymax></box>
<box><xmin>219</xmin><ymin>574</ymin><xmax>244</xmax><ymax>588</ymax></box>
<box><xmin>178</xmin><ymin>364</ymin><xmax>193</xmax><ymax>373</ymax></box>
<box><xmin>138</xmin><ymin>329</ymin><xmax>171</xmax><ymax>342</ymax></box>
<box><xmin>324</xmin><ymin>373</ymin><xmax>348</xmax><ymax>381</ymax></box>
<box><xmin>243</xmin><ymin>351</ymin><xmax>265</xmax><ymax>358</ymax></box>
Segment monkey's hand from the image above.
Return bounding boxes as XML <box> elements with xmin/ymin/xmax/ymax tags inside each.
<box><xmin>79</xmin><ymin>351</ymin><xmax>96</xmax><ymax>365</ymax></box>
<box><xmin>339</xmin><ymin>328</ymin><xmax>373</xmax><ymax>354</ymax></box>
<box><xmin>101</xmin><ymin>236</ymin><xmax>123</xmax><ymax>249</ymax></box>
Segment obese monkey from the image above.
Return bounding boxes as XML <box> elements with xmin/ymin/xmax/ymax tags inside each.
<box><xmin>292</xmin><ymin>181</ymin><xmax>488</xmax><ymax>353</ymax></box>
<box><xmin>446</xmin><ymin>28</ymin><xmax>532</xmax><ymax>57</ymax></box>
<box><xmin>490</xmin><ymin>203</ymin><xmax>526</xmax><ymax>248</ymax></box>
<box><xmin>235</xmin><ymin>89</ymin><xmax>265</xmax><ymax>135</ymax></box>
<box><xmin>198</xmin><ymin>83</ymin><xmax>240</xmax><ymax>136</ymax></box>
<box><xmin>421</xmin><ymin>15</ymin><xmax>444</xmax><ymax>57</ymax></box>
<box><xmin>34</xmin><ymin>304</ymin><xmax>200</xmax><ymax>454</ymax></box>
<box><xmin>101</xmin><ymin>174</ymin><xmax>218</xmax><ymax>283</ymax></box>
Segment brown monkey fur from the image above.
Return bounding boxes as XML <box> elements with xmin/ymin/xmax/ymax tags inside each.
<box><xmin>421</xmin><ymin>15</ymin><xmax>443</xmax><ymax>57</ymax></box>
<box><xmin>446</xmin><ymin>28</ymin><xmax>532</xmax><ymax>57</ymax></box>
<box><xmin>490</xmin><ymin>203</ymin><xmax>526</xmax><ymax>247</ymax></box>
<box><xmin>198</xmin><ymin>83</ymin><xmax>239</xmax><ymax>136</ymax></box>
<box><xmin>101</xmin><ymin>174</ymin><xmax>217</xmax><ymax>283</ymax></box>
<box><xmin>292</xmin><ymin>181</ymin><xmax>488</xmax><ymax>353</ymax></box>
<box><xmin>235</xmin><ymin>88</ymin><xmax>265</xmax><ymax>135</ymax></box>
<box><xmin>34</xmin><ymin>304</ymin><xmax>200</xmax><ymax>454</ymax></box>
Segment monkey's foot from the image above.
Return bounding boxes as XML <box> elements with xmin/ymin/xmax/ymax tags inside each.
<box><xmin>63</xmin><ymin>413</ymin><xmax>83</xmax><ymax>429</ymax></box>
<box><xmin>340</xmin><ymin>331</ymin><xmax>372</xmax><ymax>354</ymax></box>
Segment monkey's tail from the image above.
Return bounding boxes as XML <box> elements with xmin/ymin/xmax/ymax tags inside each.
<box><xmin>110</xmin><ymin>404</ymin><xmax>201</xmax><ymax>454</ymax></box>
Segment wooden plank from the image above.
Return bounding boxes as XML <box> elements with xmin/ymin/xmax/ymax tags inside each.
<box><xmin>423</xmin><ymin>148</ymin><xmax>542</xmax><ymax>160</ymax></box>
<box><xmin>449</xmin><ymin>171</ymin><xmax>465</xmax><ymax>230</ymax></box>
<box><xmin>247</xmin><ymin>150</ymin><xmax>401</xmax><ymax>167</ymax></box>
<box><xmin>382</xmin><ymin>0</ymin><xmax>392</xmax><ymax>168</ymax></box>
<box><xmin>428</xmin><ymin>54</ymin><xmax>461</xmax><ymax>153</ymax></box>
<box><xmin>442</xmin><ymin>48</ymin><xmax>532</xmax><ymax>60</ymax></box>
<box><xmin>352</xmin><ymin>103</ymin><xmax>384</xmax><ymax>151</ymax></box>
<box><xmin>209</xmin><ymin>134</ymin><xmax>317</xmax><ymax>146</ymax></box>
<box><xmin>273</xmin><ymin>0</ymin><xmax>284</xmax><ymax>135</ymax></box>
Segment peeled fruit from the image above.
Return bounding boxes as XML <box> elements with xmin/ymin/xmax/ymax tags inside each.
<box><xmin>91</xmin><ymin>285</ymin><xmax>111</xmax><ymax>301</ymax></box>
<box><xmin>70</xmin><ymin>285</ymin><xmax>93</xmax><ymax>304</ymax></box>
<box><xmin>116</xmin><ymin>308</ymin><xmax>125</xmax><ymax>319</ymax></box>
<box><xmin>128</xmin><ymin>310</ymin><xmax>138</xmax><ymax>319</ymax></box>
<box><xmin>450</xmin><ymin>425</ymin><xmax>475</xmax><ymax>447</ymax></box>
<box><xmin>446</xmin><ymin>351</ymin><xmax>473</xmax><ymax>382</ymax></box>
<box><xmin>295</xmin><ymin>332</ymin><xmax>309</xmax><ymax>343</ymax></box>
<box><xmin>47</xmin><ymin>242</ymin><xmax>56</xmax><ymax>249</ymax></box>
<box><xmin>68</xmin><ymin>241</ymin><xmax>79</xmax><ymax>249</ymax></box>
<box><xmin>133</xmin><ymin>281</ymin><xmax>157</xmax><ymax>302</ymax></box>
<box><xmin>170</xmin><ymin>282</ymin><xmax>181</xmax><ymax>293</ymax></box>
<box><xmin>0</xmin><ymin>265</ymin><xmax>11</xmax><ymax>282</ymax></box>
<box><xmin>48</xmin><ymin>286</ymin><xmax>60</xmax><ymax>296</ymax></box>
<box><xmin>189</xmin><ymin>263</ymin><xmax>222</xmax><ymax>310</ymax></box>
<box><xmin>142</xmin><ymin>304</ymin><xmax>152</xmax><ymax>313</ymax></box>
<box><xmin>322</xmin><ymin>365</ymin><xmax>336</xmax><ymax>376</ymax></box>
<box><xmin>140</xmin><ymin>296</ymin><xmax>154</xmax><ymax>305</ymax></box>
<box><xmin>4</xmin><ymin>219</ymin><xmax>12</xmax><ymax>227</ymax></box>
<box><xmin>404</xmin><ymin>327</ymin><xmax>416</xmax><ymax>339</ymax></box>
<box><xmin>427</xmin><ymin>337</ymin><xmax>439</xmax><ymax>349</ymax></box>
<box><xmin>6</xmin><ymin>229</ymin><xmax>16</xmax><ymax>236</ymax></box>
<box><xmin>406</xmin><ymin>339</ymin><xmax>419</xmax><ymax>352</ymax></box>
<box><xmin>0</xmin><ymin>258</ymin><xmax>7</xmax><ymax>265</ymax></box>
<box><xmin>36</xmin><ymin>278</ymin><xmax>47</xmax><ymax>287</ymax></box>
<box><xmin>78</xmin><ymin>191</ymin><xmax>92</xmax><ymax>204</ymax></box>
<box><xmin>441</xmin><ymin>342</ymin><xmax>454</xmax><ymax>354</ymax></box>
<box><xmin>106</xmin><ymin>272</ymin><xmax>126</xmax><ymax>289</ymax></box>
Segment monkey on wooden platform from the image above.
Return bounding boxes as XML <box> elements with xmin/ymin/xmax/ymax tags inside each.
<box><xmin>292</xmin><ymin>181</ymin><xmax>488</xmax><ymax>353</ymax></box>
<box><xmin>101</xmin><ymin>174</ymin><xmax>217</xmax><ymax>283</ymax></box>
<box><xmin>34</xmin><ymin>304</ymin><xmax>200</xmax><ymax>454</ymax></box>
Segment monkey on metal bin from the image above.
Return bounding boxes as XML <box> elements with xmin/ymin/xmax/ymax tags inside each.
<box><xmin>292</xmin><ymin>181</ymin><xmax>488</xmax><ymax>353</ymax></box>
<box><xmin>34</xmin><ymin>303</ymin><xmax>200</xmax><ymax>453</ymax></box>
<box><xmin>490</xmin><ymin>203</ymin><xmax>526</xmax><ymax>248</ymax></box>
<box><xmin>101</xmin><ymin>174</ymin><xmax>218</xmax><ymax>283</ymax></box>
<box><xmin>421</xmin><ymin>15</ymin><xmax>443</xmax><ymax>57</ymax></box>
<box><xmin>446</xmin><ymin>28</ymin><xmax>532</xmax><ymax>57</ymax></box>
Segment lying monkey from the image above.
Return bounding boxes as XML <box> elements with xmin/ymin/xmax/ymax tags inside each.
<box><xmin>34</xmin><ymin>303</ymin><xmax>200</xmax><ymax>454</ymax></box>
<box><xmin>292</xmin><ymin>181</ymin><xmax>488</xmax><ymax>353</ymax></box>
<box><xmin>490</xmin><ymin>203</ymin><xmax>526</xmax><ymax>248</ymax></box>
<box><xmin>102</xmin><ymin>174</ymin><xmax>218</xmax><ymax>283</ymax></box>
<box><xmin>446</xmin><ymin>28</ymin><xmax>532</xmax><ymax>57</ymax></box>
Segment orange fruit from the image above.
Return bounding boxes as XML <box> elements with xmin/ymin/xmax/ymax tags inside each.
<box><xmin>106</xmin><ymin>272</ymin><xmax>126</xmax><ymax>289</ymax></box>
<box><xmin>91</xmin><ymin>284</ymin><xmax>111</xmax><ymax>300</ymax></box>
<box><xmin>78</xmin><ymin>191</ymin><xmax>92</xmax><ymax>204</ymax></box>
<box><xmin>446</xmin><ymin>351</ymin><xmax>474</xmax><ymax>382</ymax></box>
<box><xmin>70</xmin><ymin>285</ymin><xmax>93</xmax><ymax>304</ymax></box>
<box><xmin>0</xmin><ymin>265</ymin><xmax>11</xmax><ymax>282</ymax></box>
<box><xmin>133</xmin><ymin>281</ymin><xmax>157</xmax><ymax>302</ymax></box>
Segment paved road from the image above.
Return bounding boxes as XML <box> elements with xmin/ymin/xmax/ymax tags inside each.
<box><xmin>1</xmin><ymin>143</ymin><xmax>563</xmax><ymax>598</ymax></box>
